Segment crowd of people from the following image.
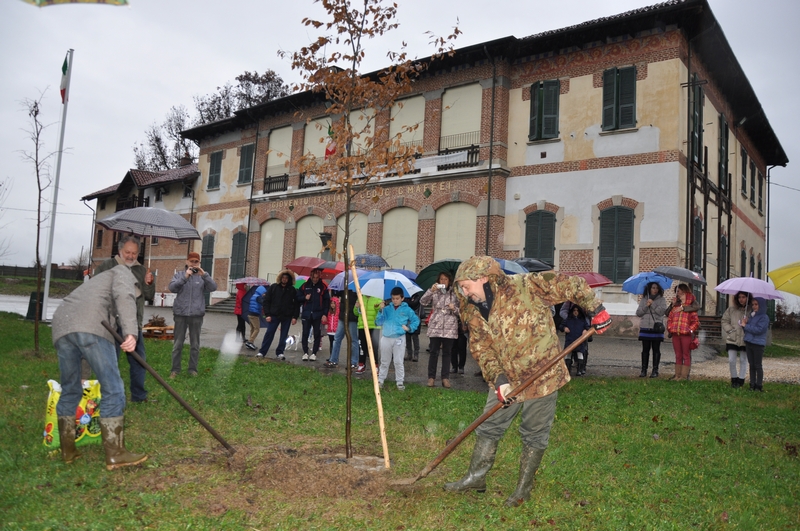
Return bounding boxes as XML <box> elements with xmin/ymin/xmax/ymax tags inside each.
<box><xmin>53</xmin><ymin>245</ymin><xmax>772</xmax><ymax>505</ymax></box>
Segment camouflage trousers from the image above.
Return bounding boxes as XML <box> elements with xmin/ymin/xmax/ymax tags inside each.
<box><xmin>475</xmin><ymin>390</ymin><xmax>557</xmax><ymax>450</ymax></box>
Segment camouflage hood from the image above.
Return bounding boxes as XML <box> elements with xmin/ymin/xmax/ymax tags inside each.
<box><xmin>454</xmin><ymin>256</ymin><xmax>506</xmax><ymax>306</ymax></box>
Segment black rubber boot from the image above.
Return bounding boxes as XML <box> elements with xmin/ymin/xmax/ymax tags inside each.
<box><xmin>731</xmin><ymin>378</ymin><xmax>737</xmax><ymax>388</ymax></box>
<box><xmin>100</xmin><ymin>416</ymin><xmax>148</xmax><ymax>471</ymax></box>
<box><xmin>443</xmin><ymin>437</ymin><xmax>498</xmax><ymax>493</ymax></box>
<box><xmin>640</xmin><ymin>348</ymin><xmax>649</xmax><ymax>377</ymax></box>
<box><xmin>650</xmin><ymin>352</ymin><xmax>660</xmax><ymax>378</ymax></box>
<box><xmin>57</xmin><ymin>416</ymin><xmax>81</xmax><ymax>464</ymax></box>
<box><xmin>504</xmin><ymin>445</ymin><xmax>546</xmax><ymax>507</ymax></box>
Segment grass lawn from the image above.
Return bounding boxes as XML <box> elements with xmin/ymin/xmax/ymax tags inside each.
<box><xmin>1</xmin><ymin>311</ymin><xmax>798</xmax><ymax>530</ymax></box>
<box><xmin>0</xmin><ymin>276</ymin><xmax>83</xmax><ymax>298</ymax></box>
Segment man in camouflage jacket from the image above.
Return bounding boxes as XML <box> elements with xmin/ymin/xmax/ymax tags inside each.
<box><xmin>444</xmin><ymin>256</ymin><xmax>611</xmax><ymax>507</ymax></box>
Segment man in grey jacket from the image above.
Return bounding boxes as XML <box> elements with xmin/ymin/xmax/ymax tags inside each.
<box><xmin>169</xmin><ymin>252</ymin><xmax>217</xmax><ymax>377</ymax></box>
<box><xmin>52</xmin><ymin>265</ymin><xmax>148</xmax><ymax>470</ymax></box>
<box><xmin>94</xmin><ymin>234</ymin><xmax>155</xmax><ymax>402</ymax></box>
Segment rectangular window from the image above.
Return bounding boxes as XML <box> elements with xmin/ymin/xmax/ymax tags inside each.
<box><xmin>99</xmin><ymin>198</ymin><xmax>107</xmax><ymax>210</ymax></box>
<box><xmin>528</xmin><ymin>80</ymin><xmax>560</xmax><ymax>141</ymax></box>
<box><xmin>151</xmin><ymin>236</ymin><xmax>159</xmax><ymax>245</ymax></box>
<box><xmin>749</xmin><ymin>161</ymin><xmax>756</xmax><ymax>206</ymax></box>
<box><xmin>718</xmin><ymin>115</ymin><xmax>728</xmax><ymax>193</ymax></box>
<box><xmin>758</xmin><ymin>172</ymin><xmax>764</xmax><ymax>214</ymax></box>
<box><xmin>208</xmin><ymin>151</ymin><xmax>222</xmax><ymax>189</ymax></box>
<box><xmin>602</xmin><ymin>66</ymin><xmax>636</xmax><ymax>131</ymax></box>
<box><xmin>740</xmin><ymin>149</ymin><xmax>748</xmax><ymax>198</ymax></box>
<box><xmin>184</xmin><ymin>184</ymin><xmax>193</xmax><ymax>198</ymax></box>
<box><xmin>237</xmin><ymin>144</ymin><xmax>255</xmax><ymax>184</ymax></box>
<box><xmin>95</xmin><ymin>229</ymin><xmax>103</xmax><ymax>248</ymax></box>
<box><xmin>155</xmin><ymin>188</ymin><xmax>163</xmax><ymax>202</ymax></box>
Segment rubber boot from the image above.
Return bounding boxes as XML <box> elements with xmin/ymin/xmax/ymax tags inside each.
<box><xmin>504</xmin><ymin>445</ymin><xmax>546</xmax><ymax>507</ymax></box>
<box><xmin>100</xmin><ymin>416</ymin><xmax>148</xmax><ymax>471</ymax></box>
<box><xmin>640</xmin><ymin>349</ymin><xmax>649</xmax><ymax>377</ymax></box>
<box><xmin>683</xmin><ymin>365</ymin><xmax>691</xmax><ymax>381</ymax></box>
<box><xmin>443</xmin><ymin>437</ymin><xmax>498</xmax><ymax>493</ymax></box>
<box><xmin>57</xmin><ymin>416</ymin><xmax>81</xmax><ymax>464</ymax></box>
<box><xmin>650</xmin><ymin>352</ymin><xmax>660</xmax><ymax>378</ymax></box>
<box><xmin>731</xmin><ymin>377</ymin><xmax>737</xmax><ymax>388</ymax></box>
<box><xmin>737</xmin><ymin>377</ymin><xmax>745</xmax><ymax>388</ymax></box>
<box><xmin>565</xmin><ymin>358</ymin><xmax>573</xmax><ymax>374</ymax></box>
<box><xmin>669</xmin><ymin>363</ymin><xmax>681</xmax><ymax>380</ymax></box>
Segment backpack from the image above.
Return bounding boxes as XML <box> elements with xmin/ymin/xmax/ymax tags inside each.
<box><xmin>241</xmin><ymin>285</ymin><xmax>260</xmax><ymax>311</ymax></box>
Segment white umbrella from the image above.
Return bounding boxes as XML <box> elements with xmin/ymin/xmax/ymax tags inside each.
<box><xmin>348</xmin><ymin>271</ymin><xmax>422</xmax><ymax>300</ymax></box>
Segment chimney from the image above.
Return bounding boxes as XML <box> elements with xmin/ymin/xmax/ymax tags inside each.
<box><xmin>180</xmin><ymin>151</ymin><xmax>193</xmax><ymax>167</ymax></box>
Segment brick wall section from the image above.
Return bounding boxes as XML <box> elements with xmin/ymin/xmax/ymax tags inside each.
<box><xmin>246</xmin><ymin>231</ymin><xmax>260</xmax><ymax>277</ymax></box>
<box><xmin>559</xmin><ymin>249</ymin><xmax>594</xmax><ymax>272</ymax></box>
<box><xmin>417</xmin><ymin>218</ymin><xmax>436</xmax><ymax>271</ymax></box>
<box><xmin>639</xmin><ymin>247</ymin><xmax>681</xmax><ymax>272</ymax></box>
<box><xmin>480</xmin><ymin>82</ymin><xmax>509</xmax><ymax>162</ymax></box>
<box><xmin>366</xmin><ymin>222</ymin><xmax>383</xmax><ymax>255</ymax></box>
<box><xmin>289</xmin><ymin>126</ymin><xmax>306</xmax><ymax>188</ymax></box>
<box><xmin>423</xmin><ymin>97</ymin><xmax>441</xmax><ymax>154</ymax></box>
<box><xmin>511</xmin><ymin>150</ymin><xmax>680</xmax><ymax>177</ymax></box>
<box><xmin>523</xmin><ymin>202</ymin><xmax>560</xmax><ymax>215</ymax></box>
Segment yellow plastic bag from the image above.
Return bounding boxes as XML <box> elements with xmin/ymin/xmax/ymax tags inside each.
<box><xmin>43</xmin><ymin>379</ymin><xmax>102</xmax><ymax>448</ymax></box>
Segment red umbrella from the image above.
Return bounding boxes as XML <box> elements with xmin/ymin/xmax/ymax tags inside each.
<box><xmin>318</xmin><ymin>261</ymin><xmax>345</xmax><ymax>280</ymax></box>
<box><xmin>563</xmin><ymin>271</ymin><xmax>613</xmax><ymax>288</ymax></box>
<box><xmin>285</xmin><ymin>256</ymin><xmax>326</xmax><ymax>277</ymax></box>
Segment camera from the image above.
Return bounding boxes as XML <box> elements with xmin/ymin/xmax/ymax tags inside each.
<box><xmin>435</xmin><ymin>283</ymin><xmax>446</xmax><ymax>290</ymax></box>
<box><xmin>191</xmin><ymin>267</ymin><xmax>199</xmax><ymax>273</ymax></box>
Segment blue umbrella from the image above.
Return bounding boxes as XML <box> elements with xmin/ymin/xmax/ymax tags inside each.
<box><xmin>622</xmin><ymin>272</ymin><xmax>673</xmax><ymax>295</ymax></box>
<box><xmin>387</xmin><ymin>268</ymin><xmax>417</xmax><ymax>280</ymax></box>
<box><xmin>328</xmin><ymin>268</ymin><xmax>369</xmax><ymax>292</ymax></box>
<box><xmin>349</xmin><ymin>271</ymin><xmax>422</xmax><ymax>299</ymax></box>
<box><xmin>494</xmin><ymin>258</ymin><xmax>528</xmax><ymax>275</ymax></box>
<box><xmin>353</xmin><ymin>253</ymin><xmax>390</xmax><ymax>269</ymax></box>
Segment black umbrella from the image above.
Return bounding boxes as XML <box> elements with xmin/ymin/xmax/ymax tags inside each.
<box><xmin>653</xmin><ymin>266</ymin><xmax>707</xmax><ymax>285</ymax></box>
<box><xmin>513</xmin><ymin>257</ymin><xmax>553</xmax><ymax>273</ymax></box>
<box><xmin>354</xmin><ymin>253</ymin><xmax>390</xmax><ymax>269</ymax></box>
<box><xmin>97</xmin><ymin>207</ymin><xmax>201</xmax><ymax>267</ymax></box>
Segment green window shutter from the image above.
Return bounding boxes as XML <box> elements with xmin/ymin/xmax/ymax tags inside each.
<box><xmin>740</xmin><ymin>150</ymin><xmax>747</xmax><ymax>197</ymax></box>
<box><xmin>718</xmin><ymin>236</ymin><xmax>728</xmax><ymax>283</ymax></box>
<box><xmin>528</xmin><ymin>84</ymin><xmax>540</xmax><ymax>140</ymax></box>
<box><xmin>618</xmin><ymin>66</ymin><xmax>636</xmax><ymax>129</ymax></box>
<box><xmin>208</xmin><ymin>152</ymin><xmax>222</xmax><ymax>189</ymax></box>
<box><xmin>524</xmin><ymin>211</ymin><xmax>556</xmax><ymax>264</ymax></box>
<box><xmin>599</xmin><ymin>207</ymin><xmax>634</xmax><ymax>283</ymax></box>
<box><xmin>237</xmin><ymin>144</ymin><xmax>255</xmax><ymax>184</ymax></box>
<box><xmin>201</xmin><ymin>234</ymin><xmax>214</xmax><ymax>275</ymax></box>
<box><xmin>538</xmin><ymin>211</ymin><xmax>556</xmax><ymax>264</ymax></box>
<box><xmin>750</xmin><ymin>255</ymin><xmax>755</xmax><ymax>277</ymax></box>
<box><xmin>230</xmin><ymin>232</ymin><xmax>247</xmax><ymax>279</ymax></box>
<box><xmin>749</xmin><ymin>161</ymin><xmax>756</xmax><ymax>205</ymax></box>
<box><xmin>602</xmin><ymin>68</ymin><xmax>617</xmax><ymax>131</ymax></box>
<box><xmin>541</xmin><ymin>80</ymin><xmax>560</xmax><ymax>139</ymax></box>
<box><xmin>693</xmin><ymin>217</ymin><xmax>703</xmax><ymax>270</ymax></box>
<box><xmin>740</xmin><ymin>249</ymin><xmax>746</xmax><ymax>277</ymax></box>
<box><xmin>718</xmin><ymin>115</ymin><xmax>728</xmax><ymax>192</ymax></box>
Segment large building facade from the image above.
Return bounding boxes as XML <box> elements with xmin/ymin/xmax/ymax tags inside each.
<box><xmin>86</xmin><ymin>0</ymin><xmax>786</xmax><ymax>320</ymax></box>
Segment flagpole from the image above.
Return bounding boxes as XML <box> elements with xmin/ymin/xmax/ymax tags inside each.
<box><xmin>42</xmin><ymin>49</ymin><xmax>74</xmax><ymax>321</ymax></box>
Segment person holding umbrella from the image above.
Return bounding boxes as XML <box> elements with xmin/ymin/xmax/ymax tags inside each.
<box><xmin>741</xmin><ymin>297</ymin><xmax>769</xmax><ymax>392</ymax></box>
<box><xmin>635</xmin><ymin>282</ymin><xmax>668</xmax><ymax>378</ymax></box>
<box><xmin>665</xmin><ymin>284</ymin><xmax>700</xmax><ymax>381</ymax></box>
<box><xmin>720</xmin><ymin>292</ymin><xmax>750</xmax><ymax>388</ymax></box>
<box><xmin>94</xmin><ymin>234</ymin><xmax>155</xmax><ymax>402</ymax></box>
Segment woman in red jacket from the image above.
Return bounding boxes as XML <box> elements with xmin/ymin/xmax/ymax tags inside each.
<box><xmin>666</xmin><ymin>284</ymin><xmax>700</xmax><ymax>381</ymax></box>
<box><xmin>234</xmin><ymin>282</ymin><xmax>247</xmax><ymax>343</ymax></box>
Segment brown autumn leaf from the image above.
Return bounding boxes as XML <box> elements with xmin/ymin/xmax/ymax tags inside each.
<box><xmin>652</xmin><ymin>415</ymin><xmax>660</xmax><ymax>423</ymax></box>
<box><xmin>715</xmin><ymin>435</ymin><xmax>726</xmax><ymax>445</ymax></box>
<box><xmin>720</xmin><ymin>511</ymin><xmax>729</xmax><ymax>522</ymax></box>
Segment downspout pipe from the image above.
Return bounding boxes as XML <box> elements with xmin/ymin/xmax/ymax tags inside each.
<box><xmin>244</xmin><ymin>112</ymin><xmax>261</xmax><ymax>277</ymax></box>
<box><xmin>684</xmin><ymin>39</ymin><xmax>693</xmax><ymax>269</ymax></box>
<box><xmin>483</xmin><ymin>45</ymin><xmax>496</xmax><ymax>256</ymax></box>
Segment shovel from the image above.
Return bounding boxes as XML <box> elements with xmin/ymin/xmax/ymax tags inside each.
<box><xmin>101</xmin><ymin>320</ymin><xmax>236</xmax><ymax>455</ymax></box>
<box><xmin>390</xmin><ymin>327</ymin><xmax>596</xmax><ymax>487</ymax></box>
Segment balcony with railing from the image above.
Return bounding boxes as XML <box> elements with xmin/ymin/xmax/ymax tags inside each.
<box><xmin>438</xmin><ymin>131</ymin><xmax>480</xmax><ymax>171</ymax></box>
<box><xmin>263</xmin><ymin>174</ymin><xmax>289</xmax><ymax>194</ymax></box>
<box><xmin>299</xmin><ymin>173</ymin><xmax>326</xmax><ymax>189</ymax></box>
<box><xmin>116</xmin><ymin>196</ymin><xmax>149</xmax><ymax>211</ymax></box>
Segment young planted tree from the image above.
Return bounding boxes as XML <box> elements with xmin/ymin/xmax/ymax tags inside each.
<box><xmin>281</xmin><ymin>0</ymin><xmax>459</xmax><ymax>457</ymax></box>
<box><xmin>20</xmin><ymin>95</ymin><xmax>56</xmax><ymax>355</ymax></box>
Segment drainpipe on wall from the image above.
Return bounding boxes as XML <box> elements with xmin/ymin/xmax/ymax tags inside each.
<box><xmin>244</xmin><ymin>113</ymin><xmax>260</xmax><ymax>277</ymax></box>
<box><xmin>684</xmin><ymin>39</ymin><xmax>693</xmax><ymax>270</ymax></box>
<box><xmin>483</xmin><ymin>45</ymin><xmax>496</xmax><ymax>256</ymax></box>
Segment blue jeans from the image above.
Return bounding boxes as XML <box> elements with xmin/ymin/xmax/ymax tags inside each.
<box><xmin>301</xmin><ymin>315</ymin><xmax>323</xmax><ymax>354</ymax></box>
<box><xmin>260</xmin><ymin>316</ymin><xmax>293</xmax><ymax>355</ymax></box>
<box><xmin>330</xmin><ymin>320</ymin><xmax>359</xmax><ymax>365</ymax></box>
<box><xmin>115</xmin><ymin>328</ymin><xmax>147</xmax><ymax>402</ymax></box>
<box><xmin>55</xmin><ymin>332</ymin><xmax>126</xmax><ymax>418</ymax></box>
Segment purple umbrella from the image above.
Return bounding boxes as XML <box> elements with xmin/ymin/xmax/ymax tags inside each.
<box><xmin>715</xmin><ymin>277</ymin><xmax>784</xmax><ymax>300</ymax></box>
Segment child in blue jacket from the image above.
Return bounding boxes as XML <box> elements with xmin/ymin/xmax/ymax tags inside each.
<box><xmin>375</xmin><ymin>287</ymin><xmax>420</xmax><ymax>390</ymax></box>
<box><xmin>741</xmin><ymin>296</ymin><xmax>769</xmax><ymax>392</ymax></box>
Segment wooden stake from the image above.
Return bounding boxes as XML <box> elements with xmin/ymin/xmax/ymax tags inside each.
<box><xmin>349</xmin><ymin>244</ymin><xmax>390</xmax><ymax>469</ymax></box>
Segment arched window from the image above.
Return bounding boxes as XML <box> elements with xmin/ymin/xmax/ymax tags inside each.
<box><xmin>599</xmin><ymin>206</ymin><xmax>634</xmax><ymax>283</ymax></box>
<box><xmin>230</xmin><ymin>232</ymin><xmax>247</xmax><ymax>280</ymax></box>
<box><xmin>750</xmin><ymin>255</ymin><xmax>755</xmax><ymax>278</ymax></box>
<box><xmin>757</xmin><ymin>259</ymin><xmax>763</xmax><ymax>280</ymax></box>
<box><xmin>525</xmin><ymin>210</ymin><xmax>556</xmax><ymax>265</ymax></box>
<box><xmin>740</xmin><ymin>249</ymin><xmax>747</xmax><ymax>277</ymax></box>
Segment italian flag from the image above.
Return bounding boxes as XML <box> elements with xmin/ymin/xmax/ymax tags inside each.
<box><xmin>60</xmin><ymin>54</ymin><xmax>69</xmax><ymax>104</ymax></box>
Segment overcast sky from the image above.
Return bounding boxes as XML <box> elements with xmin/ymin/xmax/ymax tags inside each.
<box><xmin>1</xmin><ymin>0</ymin><xmax>798</xmax><ymax>288</ymax></box>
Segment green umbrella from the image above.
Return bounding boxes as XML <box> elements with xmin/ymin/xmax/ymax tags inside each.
<box><xmin>416</xmin><ymin>259</ymin><xmax>462</xmax><ymax>291</ymax></box>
